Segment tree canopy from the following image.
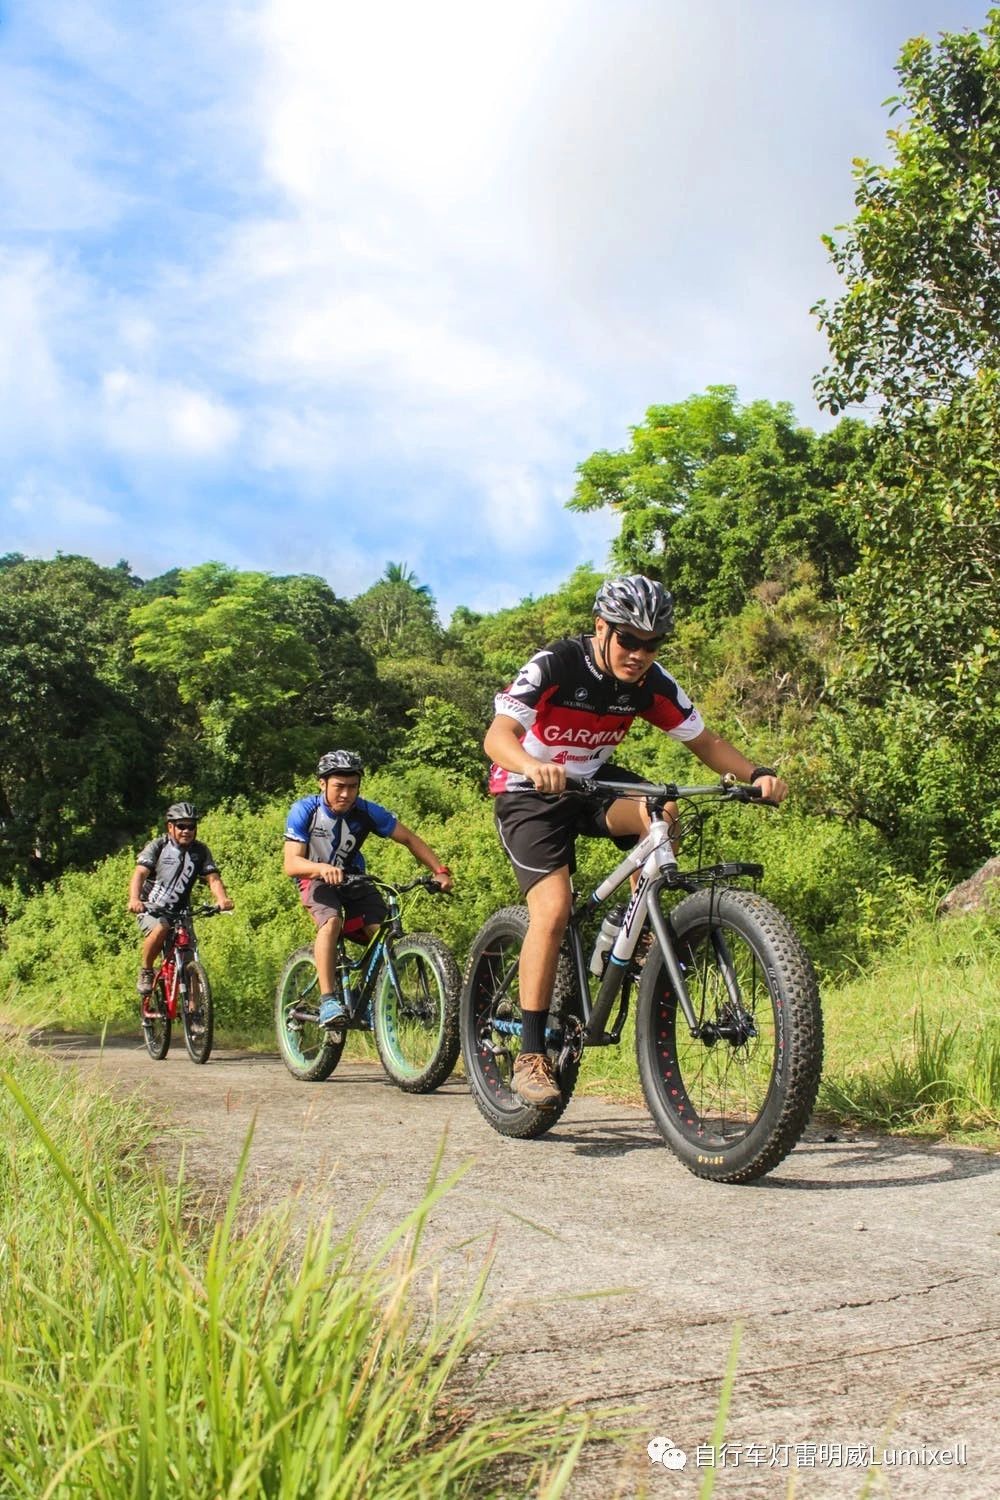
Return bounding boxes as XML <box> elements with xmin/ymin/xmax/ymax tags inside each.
<box><xmin>568</xmin><ymin>387</ymin><xmax>863</xmax><ymax>622</ymax></box>
<box><xmin>814</xmin><ymin>10</ymin><xmax>1000</xmax><ymax>420</ymax></box>
<box><xmin>0</xmin><ymin>556</ymin><xmax>157</xmax><ymax>881</ymax></box>
<box><xmin>131</xmin><ymin>564</ymin><xmax>385</xmax><ymax>795</ymax></box>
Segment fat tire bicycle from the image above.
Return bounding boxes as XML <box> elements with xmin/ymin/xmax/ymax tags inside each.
<box><xmin>275</xmin><ymin>873</ymin><xmax>461</xmax><ymax>1092</ymax></box>
<box><xmin>460</xmin><ymin>775</ymin><xmax>823</xmax><ymax>1183</ymax></box>
<box><xmin>141</xmin><ymin>904</ymin><xmax>227</xmax><ymax>1065</ymax></box>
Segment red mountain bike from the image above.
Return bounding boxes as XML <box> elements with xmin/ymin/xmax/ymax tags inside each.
<box><xmin>140</xmin><ymin>904</ymin><xmax>227</xmax><ymax>1064</ymax></box>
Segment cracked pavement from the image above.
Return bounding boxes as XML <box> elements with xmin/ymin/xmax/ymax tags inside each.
<box><xmin>39</xmin><ymin>1035</ymin><xmax>1000</xmax><ymax>1498</ymax></box>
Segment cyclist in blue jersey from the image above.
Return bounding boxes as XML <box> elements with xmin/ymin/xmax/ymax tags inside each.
<box><xmin>283</xmin><ymin>750</ymin><xmax>454</xmax><ymax>1028</ymax></box>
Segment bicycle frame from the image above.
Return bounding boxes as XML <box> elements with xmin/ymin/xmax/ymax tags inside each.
<box><xmin>334</xmin><ymin>925</ymin><xmax>392</xmax><ymax>1022</ymax></box>
<box><xmin>288</xmin><ymin>875</ymin><xmax>436</xmax><ymax>1027</ymax></box>
<box><xmin>493</xmin><ymin>777</ymin><xmax>767</xmax><ymax>1052</ymax></box>
<box><xmin>156</xmin><ymin>919</ymin><xmax>197</xmax><ymax>1021</ymax></box>
<box><xmin>147</xmin><ymin>904</ymin><xmax>223</xmax><ymax>1018</ymax></box>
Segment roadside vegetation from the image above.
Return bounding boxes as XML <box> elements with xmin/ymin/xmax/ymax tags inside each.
<box><xmin>0</xmin><ymin>1035</ymin><xmax>591</xmax><ymax>1497</ymax></box>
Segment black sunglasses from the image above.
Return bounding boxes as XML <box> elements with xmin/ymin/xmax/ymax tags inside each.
<box><xmin>172</xmin><ymin>821</ymin><xmax>197</xmax><ymax>831</ymax></box>
<box><xmin>612</xmin><ymin>627</ymin><xmax>666</xmax><ymax>654</ymax></box>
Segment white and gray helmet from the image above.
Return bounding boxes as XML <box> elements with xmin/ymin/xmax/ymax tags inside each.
<box><xmin>593</xmin><ymin>575</ymin><xmax>674</xmax><ymax>636</ymax></box>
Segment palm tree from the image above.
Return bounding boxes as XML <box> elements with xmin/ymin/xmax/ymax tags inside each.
<box><xmin>382</xmin><ymin>561</ymin><xmax>432</xmax><ymax>597</ymax></box>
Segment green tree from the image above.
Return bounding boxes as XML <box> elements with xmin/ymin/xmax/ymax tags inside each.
<box><xmin>382</xmin><ymin>561</ymin><xmax>432</xmax><ymax>595</ymax></box>
<box><xmin>353</xmin><ymin>567</ymin><xmax>443</xmax><ymax>660</ymax></box>
<box><xmin>811</xmin><ymin>13</ymin><xmax>1000</xmax><ymax>874</ymax></box>
<box><xmin>131</xmin><ymin>564</ymin><xmax>383</xmax><ymax>795</ymax></box>
<box><xmin>448</xmin><ymin>564</ymin><xmax>606</xmax><ymax>683</ymax></box>
<box><xmin>816</xmin><ymin>375</ymin><xmax>1000</xmax><ymax>870</ymax></box>
<box><xmin>814</xmin><ymin>11</ymin><xmax>1000</xmax><ymax>419</ymax></box>
<box><xmin>0</xmin><ymin>556</ymin><xmax>157</xmax><ymax>883</ymax></box>
<box><xmin>394</xmin><ymin>696</ymin><xmax>485</xmax><ymax>786</ymax></box>
<box><xmin>569</xmin><ymin>387</ymin><xmax>862</xmax><ymax>621</ymax></box>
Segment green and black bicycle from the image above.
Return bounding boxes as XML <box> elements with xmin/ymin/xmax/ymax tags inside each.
<box><xmin>275</xmin><ymin>872</ymin><xmax>461</xmax><ymax>1093</ymax></box>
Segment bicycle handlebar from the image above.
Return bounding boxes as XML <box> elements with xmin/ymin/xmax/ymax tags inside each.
<box><xmin>337</xmin><ymin>872</ymin><xmax>448</xmax><ymax>895</ymax></box>
<box><xmin>142</xmin><ymin>902</ymin><xmax>233</xmax><ymax>919</ymax></box>
<box><xmin>567</xmin><ymin>772</ymin><xmax>767</xmax><ymax>804</ymax></box>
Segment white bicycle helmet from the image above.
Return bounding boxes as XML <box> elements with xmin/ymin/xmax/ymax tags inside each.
<box><xmin>593</xmin><ymin>575</ymin><xmax>674</xmax><ymax>636</ymax></box>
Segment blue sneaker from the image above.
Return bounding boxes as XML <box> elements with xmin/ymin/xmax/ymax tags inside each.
<box><xmin>319</xmin><ymin>995</ymin><xmax>348</xmax><ymax>1028</ymax></box>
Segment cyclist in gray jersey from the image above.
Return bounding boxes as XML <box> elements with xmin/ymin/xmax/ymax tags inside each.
<box><xmin>127</xmin><ymin>801</ymin><xmax>234</xmax><ymax>997</ymax></box>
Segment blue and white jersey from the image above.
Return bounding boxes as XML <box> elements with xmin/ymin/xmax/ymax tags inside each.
<box><xmin>283</xmin><ymin>794</ymin><xmax>397</xmax><ymax>876</ymax></box>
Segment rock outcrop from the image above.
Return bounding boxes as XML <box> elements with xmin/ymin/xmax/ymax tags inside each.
<box><xmin>938</xmin><ymin>857</ymin><xmax>1000</xmax><ymax>917</ymax></box>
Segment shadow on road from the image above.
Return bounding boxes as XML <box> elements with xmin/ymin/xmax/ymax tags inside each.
<box><xmin>759</xmin><ymin>1132</ymin><xmax>1000</xmax><ymax>1192</ymax></box>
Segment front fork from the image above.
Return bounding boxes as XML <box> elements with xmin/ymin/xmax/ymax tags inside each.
<box><xmin>583</xmin><ymin>870</ymin><xmax>755</xmax><ymax>1046</ymax></box>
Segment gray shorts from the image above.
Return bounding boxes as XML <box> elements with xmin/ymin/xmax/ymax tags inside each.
<box><xmin>298</xmin><ymin>877</ymin><xmax>388</xmax><ymax>935</ymax></box>
<box><xmin>136</xmin><ymin>911</ymin><xmax>171</xmax><ymax>938</ymax></box>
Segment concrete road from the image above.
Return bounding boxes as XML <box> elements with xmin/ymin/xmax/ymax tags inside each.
<box><xmin>38</xmin><ymin>1034</ymin><xmax>1000</xmax><ymax>1499</ymax></box>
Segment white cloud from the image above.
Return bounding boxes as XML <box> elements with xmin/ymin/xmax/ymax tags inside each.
<box><xmin>7</xmin><ymin>473</ymin><xmax>114</xmax><ymax>529</ymax></box>
<box><xmin>101</xmin><ymin>369</ymin><xmax>242</xmax><ymax>458</ymax></box>
<box><xmin>0</xmin><ymin>249</ymin><xmax>83</xmax><ymax>450</ymax></box>
<box><xmin>0</xmin><ymin>0</ymin><xmax>992</xmax><ymax>612</ymax></box>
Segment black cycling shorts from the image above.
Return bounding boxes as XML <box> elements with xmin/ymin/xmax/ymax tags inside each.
<box><xmin>493</xmin><ymin>766</ymin><xmax>645</xmax><ymax>896</ymax></box>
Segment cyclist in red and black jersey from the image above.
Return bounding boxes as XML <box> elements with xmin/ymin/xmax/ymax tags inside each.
<box><xmin>484</xmin><ymin>575</ymin><xmax>788</xmax><ymax>1107</ymax></box>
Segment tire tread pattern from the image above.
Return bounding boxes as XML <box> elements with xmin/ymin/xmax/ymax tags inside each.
<box><xmin>460</xmin><ymin>906</ymin><xmax>580</xmax><ymax>1140</ymax></box>
<box><xmin>374</xmin><ymin>932</ymin><xmax>462</xmax><ymax>1093</ymax></box>
<box><xmin>637</xmin><ymin>888</ymin><xmax>822</xmax><ymax>1183</ymax></box>
<box><xmin>275</xmin><ymin>945</ymin><xmax>344</xmax><ymax>1082</ymax></box>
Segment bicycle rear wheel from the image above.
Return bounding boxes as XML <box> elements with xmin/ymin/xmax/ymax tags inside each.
<box><xmin>275</xmin><ymin>946</ymin><xmax>345</xmax><ymax>1082</ymax></box>
<box><xmin>182</xmin><ymin>960</ymin><xmax>214</xmax><ymax>1064</ymax></box>
<box><xmin>374</xmin><ymin>933</ymin><xmax>461</xmax><ymax>1093</ymax></box>
<box><xmin>636</xmin><ymin>888</ymin><xmax>823</xmax><ymax>1183</ymax></box>
<box><xmin>459</xmin><ymin>906</ymin><xmax>580</xmax><ymax>1139</ymax></box>
<box><xmin>142</xmin><ymin>974</ymin><xmax>171</xmax><ymax>1061</ymax></box>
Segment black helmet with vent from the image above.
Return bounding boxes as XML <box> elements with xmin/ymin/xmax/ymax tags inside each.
<box><xmin>317</xmin><ymin>750</ymin><xmax>364</xmax><ymax>778</ymax></box>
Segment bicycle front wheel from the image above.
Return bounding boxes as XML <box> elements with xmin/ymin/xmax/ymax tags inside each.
<box><xmin>142</xmin><ymin>974</ymin><xmax>171</xmax><ymax>1061</ymax></box>
<box><xmin>373</xmin><ymin>933</ymin><xmax>461</xmax><ymax>1093</ymax></box>
<box><xmin>636</xmin><ymin>888</ymin><xmax>823</xmax><ymax>1183</ymax></box>
<box><xmin>459</xmin><ymin>906</ymin><xmax>580</xmax><ymax>1139</ymax></box>
<box><xmin>182</xmin><ymin>960</ymin><xmax>214</xmax><ymax>1064</ymax></box>
<box><xmin>275</xmin><ymin>946</ymin><xmax>345</xmax><ymax>1082</ymax></box>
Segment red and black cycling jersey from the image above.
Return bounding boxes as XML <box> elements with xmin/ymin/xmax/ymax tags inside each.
<box><xmin>489</xmin><ymin>635</ymin><xmax>704</xmax><ymax>793</ymax></box>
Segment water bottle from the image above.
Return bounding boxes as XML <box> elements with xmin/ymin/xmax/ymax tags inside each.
<box><xmin>589</xmin><ymin>906</ymin><xmax>625</xmax><ymax>976</ymax></box>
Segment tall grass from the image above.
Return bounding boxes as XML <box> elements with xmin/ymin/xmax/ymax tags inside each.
<box><xmin>0</xmin><ymin>1037</ymin><xmax>589</xmax><ymax>1497</ymax></box>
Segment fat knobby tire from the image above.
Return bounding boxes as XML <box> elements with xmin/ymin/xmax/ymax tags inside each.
<box><xmin>636</xmin><ymin>887</ymin><xmax>822</xmax><ymax>1183</ymax></box>
<box><xmin>374</xmin><ymin>932</ymin><xmax>461</xmax><ymax>1093</ymax></box>
<box><xmin>275</xmin><ymin>945</ymin><xmax>345</xmax><ymax>1083</ymax></box>
<box><xmin>460</xmin><ymin>905</ymin><xmax>580</xmax><ymax>1140</ymax></box>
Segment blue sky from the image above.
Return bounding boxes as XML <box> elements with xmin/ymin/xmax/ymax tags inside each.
<box><xmin>0</xmin><ymin>0</ymin><xmax>990</xmax><ymax>620</ymax></box>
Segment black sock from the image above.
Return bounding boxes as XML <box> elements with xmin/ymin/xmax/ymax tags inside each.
<box><xmin>521</xmin><ymin>1009</ymin><xmax>549</xmax><ymax>1054</ymax></box>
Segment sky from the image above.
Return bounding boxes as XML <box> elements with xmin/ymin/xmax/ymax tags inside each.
<box><xmin>0</xmin><ymin>0</ymin><xmax>991</xmax><ymax>621</ymax></box>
